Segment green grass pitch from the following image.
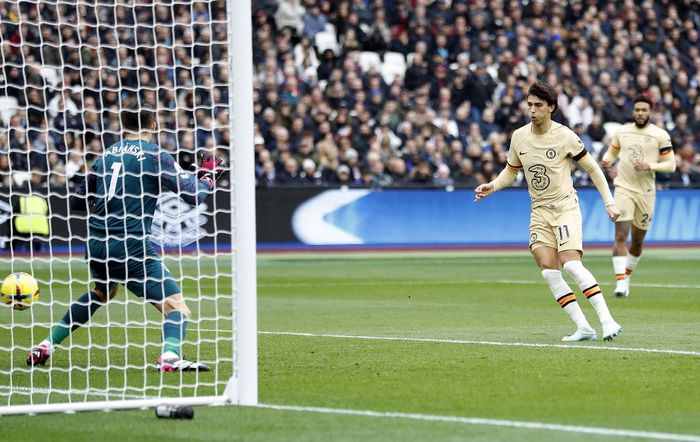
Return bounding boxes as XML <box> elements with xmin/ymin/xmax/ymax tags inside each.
<box><xmin>0</xmin><ymin>248</ymin><xmax>699</xmax><ymax>441</ymax></box>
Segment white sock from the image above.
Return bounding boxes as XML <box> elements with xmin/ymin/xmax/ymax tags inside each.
<box><xmin>541</xmin><ymin>269</ymin><xmax>591</xmax><ymax>329</ymax></box>
<box><xmin>612</xmin><ymin>256</ymin><xmax>626</xmax><ymax>281</ymax></box>
<box><xmin>626</xmin><ymin>252</ymin><xmax>641</xmax><ymax>277</ymax></box>
<box><xmin>160</xmin><ymin>350</ymin><xmax>179</xmax><ymax>360</ymax></box>
<box><xmin>563</xmin><ymin>260</ymin><xmax>614</xmax><ymax>324</ymax></box>
<box><xmin>39</xmin><ymin>339</ymin><xmax>55</xmax><ymax>354</ymax></box>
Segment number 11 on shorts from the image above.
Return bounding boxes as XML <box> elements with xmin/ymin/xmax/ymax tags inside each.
<box><xmin>558</xmin><ymin>225</ymin><xmax>570</xmax><ymax>246</ymax></box>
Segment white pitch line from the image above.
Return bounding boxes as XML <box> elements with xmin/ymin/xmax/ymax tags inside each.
<box><xmin>1</xmin><ymin>387</ymin><xmax>697</xmax><ymax>440</ymax></box>
<box><xmin>35</xmin><ymin>326</ymin><xmax>698</xmax><ymax>358</ymax></box>
<box><xmin>259</xmin><ymin>331</ymin><xmax>700</xmax><ymax>357</ymax></box>
<box><xmin>257</xmin><ymin>403</ymin><xmax>700</xmax><ymax>442</ymax></box>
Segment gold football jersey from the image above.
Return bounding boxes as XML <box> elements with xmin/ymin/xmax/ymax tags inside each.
<box><xmin>610</xmin><ymin>123</ymin><xmax>672</xmax><ymax>195</ymax></box>
<box><xmin>507</xmin><ymin>122</ymin><xmax>586</xmax><ymax>209</ymax></box>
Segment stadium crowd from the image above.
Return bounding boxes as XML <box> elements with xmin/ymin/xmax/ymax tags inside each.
<box><xmin>1</xmin><ymin>0</ymin><xmax>700</xmax><ymax>190</ymax></box>
<box><xmin>0</xmin><ymin>1</ymin><xmax>232</xmax><ymax>188</ymax></box>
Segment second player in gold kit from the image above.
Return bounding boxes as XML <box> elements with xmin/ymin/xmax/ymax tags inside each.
<box><xmin>601</xmin><ymin>96</ymin><xmax>676</xmax><ymax>297</ymax></box>
<box><xmin>476</xmin><ymin>81</ymin><xmax>623</xmax><ymax>342</ymax></box>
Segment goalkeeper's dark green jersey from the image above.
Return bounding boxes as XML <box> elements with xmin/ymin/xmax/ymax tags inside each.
<box><xmin>75</xmin><ymin>139</ymin><xmax>210</xmax><ymax>237</ymax></box>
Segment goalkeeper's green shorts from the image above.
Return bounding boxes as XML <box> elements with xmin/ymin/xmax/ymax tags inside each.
<box><xmin>86</xmin><ymin>237</ymin><xmax>180</xmax><ymax>301</ymax></box>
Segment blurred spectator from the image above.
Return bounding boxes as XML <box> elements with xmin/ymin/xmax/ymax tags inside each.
<box><xmin>294</xmin><ymin>36</ymin><xmax>319</xmax><ymax>72</ymax></box>
<box><xmin>568</xmin><ymin>96</ymin><xmax>594</xmax><ymax>130</ymax></box>
<box><xmin>475</xmin><ymin>161</ymin><xmax>498</xmax><ymax>185</ymax></box>
<box><xmin>64</xmin><ymin>150</ymin><xmax>85</xmax><ymax>187</ymax></box>
<box><xmin>303</xmin><ymin>3</ymin><xmax>327</xmax><ymax>39</ymax></box>
<box><xmin>586</xmin><ymin>114</ymin><xmax>607</xmax><ymax>143</ymax></box>
<box><xmin>336</xmin><ymin>164</ymin><xmax>353</xmax><ymax>186</ymax></box>
<box><xmin>49</xmin><ymin>163</ymin><xmax>67</xmax><ymax>188</ymax></box>
<box><xmin>1</xmin><ymin>0</ymin><xmax>700</xmax><ymax>191</ymax></box>
<box><xmin>433</xmin><ymin>163</ymin><xmax>454</xmax><ymax>188</ymax></box>
<box><xmin>411</xmin><ymin>161</ymin><xmax>433</xmax><ymax>184</ymax></box>
<box><xmin>0</xmin><ymin>154</ymin><xmax>11</xmax><ymax>187</ymax></box>
<box><xmin>300</xmin><ymin>158</ymin><xmax>321</xmax><ymax>185</ymax></box>
<box><xmin>275</xmin><ymin>0</ymin><xmax>306</xmax><ymax>36</ymax></box>
<box><xmin>258</xmin><ymin>159</ymin><xmax>276</xmax><ymax>187</ymax></box>
<box><xmin>453</xmin><ymin>158</ymin><xmax>479</xmax><ymax>187</ymax></box>
<box><xmin>386</xmin><ymin>156</ymin><xmax>409</xmax><ymax>184</ymax></box>
<box><xmin>670</xmin><ymin>161</ymin><xmax>700</xmax><ymax>187</ymax></box>
<box><xmin>277</xmin><ymin>157</ymin><xmax>304</xmax><ymax>185</ymax></box>
<box><xmin>573</xmin><ymin>123</ymin><xmax>594</xmax><ymax>154</ymax></box>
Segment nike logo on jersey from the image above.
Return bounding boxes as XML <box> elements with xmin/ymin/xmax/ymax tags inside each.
<box><xmin>519</xmin><ymin>151</ymin><xmax>527</xmax><ymax>155</ymax></box>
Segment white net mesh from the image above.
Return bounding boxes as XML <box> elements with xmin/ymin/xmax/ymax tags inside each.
<box><xmin>0</xmin><ymin>0</ymin><xmax>236</xmax><ymax>409</ymax></box>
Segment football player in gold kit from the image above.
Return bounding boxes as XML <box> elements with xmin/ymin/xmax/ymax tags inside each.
<box><xmin>601</xmin><ymin>96</ymin><xmax>676</xmax><ymax>297</ymax></box>
<box><xmin>475</xmin><ymin>81</ymin><xmax>623</xmax><ymax>342</ymax></box>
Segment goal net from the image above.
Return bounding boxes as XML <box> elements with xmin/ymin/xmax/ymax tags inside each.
<box><xmin>0</xmin><ymin>0</ymin><xmax>256</xmax><ymax>414</ymax></box>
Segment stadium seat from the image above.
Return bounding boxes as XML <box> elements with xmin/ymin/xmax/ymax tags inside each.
<box><xmin>324</xmin><ymin>23</ymin><xmax>336</xmax><ymax>39</ymax></box>
<box><xmin>40</xmin><ymin>66</ymin><xmax>59</xmax><ymax>88</ymax></box>
<box><xmin>383</xmin><ymin>51</ymin><xmax>406</xmax><ymax>68</ymax></box>
<box><xmin>358</xmin><ymin>51</ymin><xmax>381</xmax><ymax>73</ymax></box>
<box><xmin>315</xmin><ymin>31</ymin><xmax>338</xmax><ymax>55</ymax></box>
<box><xmin>591</xmin><ymin>141</ymin><xmax>605</xmax><ymax>157</ymax></box>
<box><xmin>381</xmin><ymin>51</ymin><xmax>407</xmax><ymax>84</ymax></box>
<box><xmin>0</xmin><ymin>96</ymin><xmax>18</xmax><ymax>127</ymax></box>
<box><xmin>12</xmin><ymin>171</ymin><xmax>31</xmax><ymax>187</ymax></box>
<box><xmin>603</xmin><ymin>122</ymin><xmax>622</xmax><ymax>139</ymax></box>
<box><xmin>406</xmin><ymin>52</ymin><xmax>415</xmax><ymax>67</ymax></box>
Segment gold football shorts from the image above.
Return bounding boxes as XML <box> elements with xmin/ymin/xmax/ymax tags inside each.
<box><xmin>529</xmin><ymin>196</ymin><xmax>583</xmax><ymax>253</ymax></box>
<box><xmin>614</xmin><ymin>187</ymin><xmax>655</xmax><ymax>230</ymax></box>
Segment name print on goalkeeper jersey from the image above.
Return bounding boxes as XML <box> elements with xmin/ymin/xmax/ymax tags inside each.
<box><xmin>81</xmin><ymin>139</ymin><xmax>211</xmax><ymax>237</ymax></box>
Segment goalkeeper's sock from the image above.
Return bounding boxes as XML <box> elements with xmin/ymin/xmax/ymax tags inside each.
<box><xmin>162</xmin><ymin>311</ymin><xmax>188</xmax><ymax>357</ymax></box>
<box><xmin>563</xmin><ymin>260</ymin><xmax>613</xmax><ymax>324</ymax></box>
<box><xmin>541</xmin><ymin>269</ymin><xmax>590</xmax><ymax>329</ymax></box>
<box><xmin>49</xmin><ymin>291</ymin><xmax>104</xmax><ymax>346</ymax></box>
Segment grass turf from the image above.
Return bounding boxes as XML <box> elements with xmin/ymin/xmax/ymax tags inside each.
<box><xmin>0</xmin><ymin>249</ymin><xmax>699</xmax><ymax>441</ymax></box>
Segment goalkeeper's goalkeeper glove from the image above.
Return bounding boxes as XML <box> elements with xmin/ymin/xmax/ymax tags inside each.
<box><xmin>197</xmin><ymin>154</ymin><xmax>224</xmax><ymax>189</ymax></box>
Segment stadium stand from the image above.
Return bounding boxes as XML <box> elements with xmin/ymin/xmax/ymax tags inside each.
<box><xmin>1</xmin><ymin>0</ymin><xmax>700</xmax><ymax>189</ymax></box>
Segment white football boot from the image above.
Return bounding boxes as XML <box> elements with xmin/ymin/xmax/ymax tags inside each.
<box><xmin>562</xmin><ymin>326</ymin><xmax>597</xmax><ymax>342</ymax></box>
<box><xmin>157</xmin><ymin>351</ymin><xmax>211</xmax><ymax>372</ymax></box>
<box><xmin>614</xmin><ymin>278</ymin><xmax>629</xmax><ymax>297</ymax></box>
<box><xmin>602</xmin><ymin>321</ymin><xmax>623</xmax><ymax>341</ymax></box>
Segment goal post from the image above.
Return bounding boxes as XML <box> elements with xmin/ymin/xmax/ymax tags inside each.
<box><xmin>229</xmin><ymin>0</ymin><xmax>258</xmax><ymax>407</ymax></box>
<box><xmin>0</xmin><ymin>0</ymin><xmax>257</xmax><ymax>415</ymax></box>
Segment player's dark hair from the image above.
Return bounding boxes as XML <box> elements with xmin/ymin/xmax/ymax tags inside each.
<box><xmin>527</xmin><ymin>81</ymin><xmax>559</xmax><ymax>115</ymax></box>
<box><xmin>121</xmin><ymin>102</ymin><xmax>155</xmax><ymax>132</ymax></box>
<box><xmin>633</xmin><ymin>95</ymin><xmax>654</xmax><ymax>108</ymax></box>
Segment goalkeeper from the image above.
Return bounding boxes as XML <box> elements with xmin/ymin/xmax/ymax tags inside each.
<box><xmin>28</xmin><ymin>103</ymin><xmax>222</xmax><ymax>372</ymax></box>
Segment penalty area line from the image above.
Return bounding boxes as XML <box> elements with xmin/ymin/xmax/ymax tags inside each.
<box><xmin>259</xmin><ymin>331</ymin><xmax>700</xmax><ymax>357</ymax></box>
<box><xmin>256</xmin><ymin>403</ymin><xmax>700</xmax><ymax>442</ymax></box>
